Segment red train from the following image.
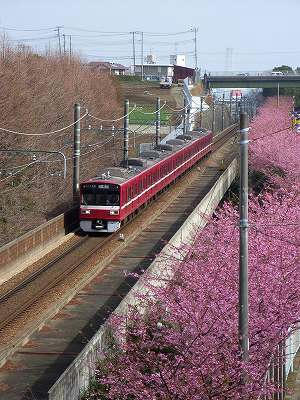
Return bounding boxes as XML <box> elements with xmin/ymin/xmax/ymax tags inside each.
<box><xmin>79</xmin><ymin>129</ymin><xmax>213</xmax><ymax>233</ymax></box>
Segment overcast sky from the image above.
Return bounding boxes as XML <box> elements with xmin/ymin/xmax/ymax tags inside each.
<box><xmin>1</xmin><ymin>0</ymin><xmax>299</xmax><ymax>72</ymax></box>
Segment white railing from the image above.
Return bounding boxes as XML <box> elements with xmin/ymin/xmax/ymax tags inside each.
<box><xmin>285</xmin><ymin>324</ymin><xmax>300</xmax><ymax>378</ymax></box>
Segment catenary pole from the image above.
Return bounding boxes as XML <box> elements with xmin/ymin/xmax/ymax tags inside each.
<box><xmin>238</xmin><ymin>111</ymin><xmax>249</xmax><ymax>362</ymax></box>
<box><xmin>199</xmin><ymin>96</ymin><xmax>203</xmax><ymax>128</ymax></box>
<box><xmin>211</xmin><ymin>99</ymin><xmax>215</xmax><ymax>133</ymax></box>
<box><xmin>187</xmin><ymin>101</ymin><xmax>191</xmax><ymax>131</ymax></box>
<box><xmin>123</xmin><ymin>99</ymin><xmax>129</xmax><ymax>167</ymax></box>
<box><xmin>132</xmin><ymin>32</ymin><xmax>136</xmax><ymax>74</ymax></box>
<box><xmin>229</xmin><ymin>92</ymin><xmax>232</xmax><ymax>125</ymax></box>
<box><xmin>221</xmin><ymin>93</ymin><xmax>225</xmax><ymax>131</ymax></box>
<box><xmin>73</xmin><ymin>103</ymin><xmax>80</xmax><ymax>203</ymax></box>
<box><xmin>183</xmin><ymin>97</ymin><xmax>187</xmax><ymax>134</ymax></box>
<box><xmin>277</xmin><ymin>82</ymin><xmax>280</xmax><ymax>107</ymax></box>
<box><xmin>156</xmin><ymin>97</ymin><xmax>161</xmax><ymax>146</ymax></box>
<box><xmin>141</xmin><ymin>32</ymin><xmax>144</xmax><ymax>81</ymax></box>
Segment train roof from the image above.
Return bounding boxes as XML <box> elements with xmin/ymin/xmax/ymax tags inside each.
<box><xmin>82</xmin><ymin>129</ymin><xmax>211</xmax><ymax>186</ymax></box>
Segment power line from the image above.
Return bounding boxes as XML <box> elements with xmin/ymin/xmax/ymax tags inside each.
<box><xmin>88</xmin><ymin>105</ymin><xmax>136</xmax><ymax>122</ymax></box>
<box><xmin>0</xmin><ymin>26</ymin><xmax>57</xmax><ymax>32</ymax></box>
<box><xmin>5</xmin><ymin>35</ymin><xmax>58</xmax><ymax>42</ymax></box>
<box><xmin>251</xmin><ymin>126</ymin><xmax>291</xmax><ymax>142</ymax></box>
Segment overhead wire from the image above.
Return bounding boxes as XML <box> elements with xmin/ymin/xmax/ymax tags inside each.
<box><xmin>88</xmin><ymin>105</ymin><xmax>137</xmax><ymax>122</ymax></box>
<box><xmin>136</xmin><ymin>102</ymin><xmax>167</xmax><ymax>115</ymax></box>
<box><xmin>0</xmin><ymin>109</ymin><xmax>88</xmax><ymax>136</ymax></box>
<box><xmin>251</xmin><ymin>126</ymin><xmax>292</xmax><ymax>141</ymax></box>
<box><xmin>165</xmin><ymin>100</ymin><xmax>191</xmax><ymax>113</ymax></box>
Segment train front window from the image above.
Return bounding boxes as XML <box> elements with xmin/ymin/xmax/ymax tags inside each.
<box><xmin>81</xmin><ymin>183</ymin><xmax>120</xmax><ymax>206</ymax></box>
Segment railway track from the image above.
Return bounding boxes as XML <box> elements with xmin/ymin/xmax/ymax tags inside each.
<box><xmin>0</xmin><ymin>125</ymin><xmax>239</xmax><ymax>399</ymax></box>
<box><xmin>0</xmin><ymin>124</ymin><xmax>238</xmax><ymax>345</ymax></box>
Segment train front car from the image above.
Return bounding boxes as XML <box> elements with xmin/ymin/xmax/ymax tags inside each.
<box><xmin>80</xmin><ymin>180</ymin><xmax>121</xmax><ymax>233</ymax></box>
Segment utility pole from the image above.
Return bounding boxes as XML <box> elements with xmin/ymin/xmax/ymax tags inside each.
<box><xmin>277</xmin><ymin>82</ymin><xmax>280</xmax><ymax>107</ymax></box>
<box><xmin>192</xmin><ymin>27</ymin><xmax>198</xmax><ymax>71</ymax></box>
<box><xmin>235</xmin><ymin>94</ymin><xmax>239</xmax><ymax>123</ymax></box>
<box><xmin>123</xmin><ymin>99</ymin><xmax>129</xmax><ymax>167</ymax></box>
<box><xmin>69</xmin><ymin>35</ymin><xmax>72</xmax><ymax>60</ymax></box>
<box><xmin>238</xmin><ymin>111</ymin><xmax>249</xmax><ymax>363</ymax></box>
<box><xmin>55</xmin><ymin>26</ymin><xmax>62</xmax><ymax>56</ymax></box>
<box><xmin>73</xmin><ymin>103</ymin><xmax>80</xmax><ymax>203</ymax></box>
<box><xmin>63</xmin><ymin>34</ymin><xmax>66</xmax><ymax>56</ymax></box>
<box><xmin>156</xmin><ymin>97</ymin><xmax>161</xmax><ymax>146</ymax></box>
<box><xmin>131</xmin><ymin>32</ymin><xmax>136</xmax><ymax>74</ymax></box>
<box><xmin>141</xmin><ymin>31</ymin><xmax>144</xmax><ymax>81</ymax></box>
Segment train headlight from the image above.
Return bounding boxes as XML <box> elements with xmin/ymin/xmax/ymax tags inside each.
<box><xmin>82</xmin><ymin>209</ymin><xmax>91</xmax><ymax>214</ymax></box>
<box><xmin>110</xmin><ymin>210</ymin><xmax>119</xmax><ymax>215</ymax></box>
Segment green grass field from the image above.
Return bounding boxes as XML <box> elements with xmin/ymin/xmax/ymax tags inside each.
<box><xmin>129</xmin><ymin>105</ymin><xmax>171</xmax><ymax>125</ymax></box>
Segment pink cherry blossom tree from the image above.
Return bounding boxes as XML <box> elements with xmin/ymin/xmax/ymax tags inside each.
<box><xmin>83</xmin><ymin>97</ymin><xmax>300</xmax><ymax>400</ymax></box>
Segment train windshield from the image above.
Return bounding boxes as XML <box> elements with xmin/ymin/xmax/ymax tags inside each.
<box><xmin>81</xmin><ymin>183</ymin><xmax>120</xmax><ymax>206</ymax></box>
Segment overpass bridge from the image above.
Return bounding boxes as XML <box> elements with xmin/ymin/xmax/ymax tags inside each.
<box><xmin>203</xmin><ymin>75</ymin><xmax>300</xmax><ymax>90</ymax></box>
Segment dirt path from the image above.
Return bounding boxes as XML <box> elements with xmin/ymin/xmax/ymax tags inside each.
<box><xmin>119</xmin><ymin>79</ymin><xmax>183</xmax><ymax>108</ymax></box>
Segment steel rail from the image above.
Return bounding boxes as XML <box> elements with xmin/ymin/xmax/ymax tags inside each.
<box><xmin>0</xmin><ymin>124</ymin><xmax>238</xmax><ymax>331</ymax></box>
<box><xmin>0</xmin><ymin>234</ymin><xmax>115</xmax><ymax>330</ymax></box>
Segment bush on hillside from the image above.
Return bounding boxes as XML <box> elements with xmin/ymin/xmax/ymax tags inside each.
<box><xmin>0</xmin><ymin>39</ymin><xmax>123</xmax><ymax>245</ymax></box>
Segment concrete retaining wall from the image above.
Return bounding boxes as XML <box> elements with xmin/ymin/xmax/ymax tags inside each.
<box><xmin>0</xmin><ymin>207</ymin><xmax>79</xmax><ymax>270</ymax></box>
<box><xmin>48</xmin><ymin>158</ymin><xmax>238</xmax><ymax>400</ymax></box>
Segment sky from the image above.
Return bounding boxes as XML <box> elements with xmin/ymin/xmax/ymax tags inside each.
<box><xmin>0</xmin><ymin>0</ymin><xmax>299</xmax><ymax>72</ymax></box>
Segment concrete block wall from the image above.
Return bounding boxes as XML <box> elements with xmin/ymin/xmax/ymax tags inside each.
<box><xmin>0</xmin><ymin>207</ymin><xmax>78</xmax><ymax>270</ymax></box>
<box><xmin>48</xmin><ymin>159</ymin><xmax>238</xmax><ymax>400</ymax></box>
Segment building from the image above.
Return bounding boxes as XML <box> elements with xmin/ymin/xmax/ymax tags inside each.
<box><xmin>173</xmin><ymin>65</ymin><xmax>195</xmax><ymax>83</ymax></box>
<box><xmin>170</xmin><ymin>55</ymin><xmax>186</xmax><ymax>67</ymax></box>
<box><xmin>134</xmin><ymin>54</ymin><xmax>194</xmax><ymax>81</ymax></box>
<box><xmin>145</xmin><ymin>54</ymin><xmax>157</xmax><ymax>64</ymax></box>
<box><xmin>88</xmin><ymin>61</ymin><xmax>127</xmax><ymax>76</ymax></box>
<box><xmin>134</xmin><ymin>64</ymin><xmax>174</xmax><ymax>80</ymax></box>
